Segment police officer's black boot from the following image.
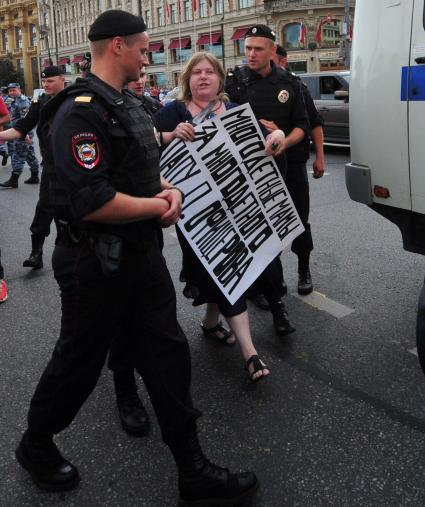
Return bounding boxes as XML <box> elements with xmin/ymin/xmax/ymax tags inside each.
<box><xmin>0</xmin><ymin>172</ymin><xmax>19</xmax><ymax>188</ymax></box>
<box><xmin>15</xmin><ymin>430</ymin><xmax>80</xmax><ymax>491</ymax></box>
<box><xmin>297</xmin><ymin>255</ymin><xmax>313</xmax><ymax>295</ymax></box>
<box><xmin>24</xmin><ymin>172</ymin><xmax>40</xmax><ymax>184</ymax></box>
<box><xmin>23</xmin><ymin>234</ymin><xmax>44</xmax><ymax>269</ymax></box>
<box><xmin>114</xmin><ymin>370</ymin><xmax>150</xmax><ymax>437</ymax></box>
<box><xmin>269</xmin><ymin>298</ymin><xmax>296</xmax><ymax>336</ymax></box>
<box><xmin>171</xmin><ymin>435</ymin><xmax>259</xmax><ymax>506</ymax></box>
<box><xmin>1</xmin><ymin>152</ymin><xmax>8</xmax><ymax>166</ymax></box>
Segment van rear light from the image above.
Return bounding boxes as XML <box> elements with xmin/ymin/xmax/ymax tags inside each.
<box><xmin>373</xmin><ymin>185</ymin><xmax>390</xmax><ymax>198</ymax></box>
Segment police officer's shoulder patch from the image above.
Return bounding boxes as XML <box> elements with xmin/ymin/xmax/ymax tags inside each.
<box><xmin>72</xmin><ymin>132</ymin><xmax>100</xmax><ymax>170</ymax></box>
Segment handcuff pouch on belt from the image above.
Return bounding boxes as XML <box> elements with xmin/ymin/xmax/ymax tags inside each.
<box><xmin>91</xmin><ymin>233</ymin><xmax>123</xmax><ymax>278</ymax></box>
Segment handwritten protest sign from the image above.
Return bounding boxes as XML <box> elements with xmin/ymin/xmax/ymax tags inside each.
<box><xmin>160</xmin><ymin>103</ymin><xmax>304</xmax><ymax>304</ymax></box>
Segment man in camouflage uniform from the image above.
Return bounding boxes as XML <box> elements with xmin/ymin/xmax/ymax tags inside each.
<box><xmin>0</xmin><ymin>83</ymin><xmax>39</xmax><ymax>188</ymax></box>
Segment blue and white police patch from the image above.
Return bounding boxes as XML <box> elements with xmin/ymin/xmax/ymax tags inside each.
<box><xmin>72</xmin><ymin>132</ymin><xmax>100</xmax><ymax>170</ymax></box>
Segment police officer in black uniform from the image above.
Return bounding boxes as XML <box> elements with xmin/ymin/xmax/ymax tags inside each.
<box><xmin>14</xmin><ymin>11</ymin><xmax>258</xmax><ymax>505</ymax></box>
<box><xmin>0</xmin><ymin>66</ymin><xmax>65</xmax><ymax>269</ymax></box>
<box><xmin>225</xmin><ymin>24</ymin><xmax>309</xmax><ymax>337</ymax></box>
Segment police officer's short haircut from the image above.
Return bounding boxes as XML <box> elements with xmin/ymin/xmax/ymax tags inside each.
<box><xmin>178</xmin><ymin>52</ymin><xmax>228</xmax><ymax>103</ymax></box>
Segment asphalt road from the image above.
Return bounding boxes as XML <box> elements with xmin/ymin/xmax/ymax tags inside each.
<box><xmin>1</xmin><ymin>147</ymin><xmax>425</xmax><ymax>506</ymax></box>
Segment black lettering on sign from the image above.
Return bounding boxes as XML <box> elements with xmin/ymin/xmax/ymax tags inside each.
<box><xmin>220</xmin><ymin>173</ymin><xmax>250</xmax><ymax>211</ymax></box>
<box><xmin>184</xmin><ymin>201</ymin><xmax>223</xmax><ymax>233</ymax></box>
<box><xmin>161</xmin><ymin>141</ymin><xmax>199</xmax><ymax>185</ymax></box>
<box><xmin>247</xmin><ymin>159</ymin><xmax>276</xmax><ymax>181</ymax></box>
<box><xmin>203</xmin><ymin>143</ymin><xmax>239</xmax><ymax>185</ymax></box>
<box><xmin>243</xmin><ymin>154</ymin><xmax>267</xmax><ymax>174</ymax></box>
<box><xmin>257</xmin><ymin>171</ymin><xmax>285</xmax><ymax>207</ymax></box>
<box><xmin>183</xmin><ymin>181</ymin><xmax>213</xmax><ymax>212</ymax></box>
<box><xmin>195</xmin><ymin>219</ymin><xmax>234</xmax><ymax>264</ymax></box>
<box><xmin>247</xmin><ymin>225</ymin><xmax>273</xmax><ymax>253</ymax></box>
<box><xmin>268</xmin><ymin>199</ymin><xmax>299</xmax><ymax>240</ymax></box>
<box><xmin>230</xmin><ymin>126</ymin><xmax>262</xmax><ymax>146</ymax></box>
<box><xmin>212</xmin><ymin>235</ymin><xmax>254</xmax><ymax>294</ymax></box>
<box><xmin>233</xmin><ymin>204</ymin><xmax>273</xmax><ymax>252</ymax></box>
<box><xmin>220</xmin><ymin>107</ymin><xmax>253</xmax><ymax>129</ymax></box>
<box><xmin>193</xmin><ymin>123</ymin><xmax>219</xmax><ymax>152</ymax></box>
<box><xmin>238</xmin><ymin>140</ymin><xmax>265</xmax><ymax>160</ymax></box>
<box><xmin>228</xmin><ymin>191</ymin><xmax>257</xmax><ymax>217</ymax></box>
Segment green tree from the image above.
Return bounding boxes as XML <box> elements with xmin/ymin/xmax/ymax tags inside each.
<box><xmin>0</xmin><ymin>57</ymin><xmax>24</xmax><ymax>89</ymax></box>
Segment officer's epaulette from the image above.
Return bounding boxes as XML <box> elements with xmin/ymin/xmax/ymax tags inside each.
<box><xmin>74</xmin><ymin>95</ymin><xmax>93</xmax><ymax>104</ymax></box>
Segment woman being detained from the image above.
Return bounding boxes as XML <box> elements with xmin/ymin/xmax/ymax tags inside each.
<box><xmin>155</xmin><ymin>52</ymin><xmax>269</xmax><ymax>382</ymax></box>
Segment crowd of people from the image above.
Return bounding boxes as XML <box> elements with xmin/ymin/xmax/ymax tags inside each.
<box><xmin>0</xmin><ymin>9</ymin><xmax>326</xmax><ymax>506</ymax></box>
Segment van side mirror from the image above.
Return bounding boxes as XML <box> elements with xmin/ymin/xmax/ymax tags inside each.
<box><xmin>335</xmin><ymin>90</ymin><xmax>349</xmax><ymax>101</ymax></box>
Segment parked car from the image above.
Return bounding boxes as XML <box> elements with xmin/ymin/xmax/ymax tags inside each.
<box><xmin>299</xmin><ymin>71</ymin><xmax>350</xmax><ymax>146</ymax></box>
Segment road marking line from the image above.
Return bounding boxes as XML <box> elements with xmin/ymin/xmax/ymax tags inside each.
<box><xmin>408</xmin><ymin>347</ymin><xmax>418</xmax><ymax>357</ymax></box>
<box><xmin>292</xmin><ymin>290</ymin><xmax>354</xmax><ymax>318</ymax></box>
<box><xmin>307</xmin><ymin>171</ymin><xmax>330</xmax><ymax>176</ymax></box>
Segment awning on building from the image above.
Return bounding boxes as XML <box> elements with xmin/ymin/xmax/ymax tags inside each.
<box><xmin>71</xmin><ymin>54</ymin><xmax>84</xmax><ymax>63</ymax></box>
<box><xmin>149</xmin><ymin>41</ymin><xmax>164</xmax><ymax>52</ymax></box>
<box><xmin>168</xmin><ymin>37</ymin><xmax>191</xmax><ymax>50</ymax></box>
<box><xmin>197</xmin><ymin>33</ymin><xmax>221</xmax><ymax>45</ymax></box>
<box><xmin>230</xmin><ymin>27</ymin><xmax>249</xmax><ymax>40</ymax></box>
<box><xmin>58</xmin><ymin>57</ymin><xmax>70</xmax><ymax>65</ymax></box>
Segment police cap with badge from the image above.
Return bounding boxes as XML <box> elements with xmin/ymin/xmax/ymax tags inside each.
<box><xmin>7</xmin><ymin>82</ymin><xmax>20</xmax><ymax>89</ymax></box>
<box><xmin>41</xmin><ymin>66</ymin><xmax>63</xmax><ymax>79</ymax></box>
<box><xmin>245</xmin><ymin>24</ymin><xmax>276</xmax><ymax>41</ymax></box>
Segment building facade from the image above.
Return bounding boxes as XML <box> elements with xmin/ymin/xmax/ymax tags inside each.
<box><xmin>38</xmin><ymin>0</ymin><xmax>355</xmax><ymax>89</ymax></box>
<box><xmin>0</xmin><ymin>0</ymin><xmax>39</xmax><ymax>94</ymax></box>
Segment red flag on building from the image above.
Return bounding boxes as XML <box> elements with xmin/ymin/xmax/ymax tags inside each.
<box><xmin>177</xmin><ymin>0</ymin><xmax>181</xmax><ymax>18</ymax></box>
<box><xmin>192</xmin><ymin>0</ymin><xmax>197</xmax><ymax>12</ymax></box>
<box><xmin>315</xmin><ymin>19</ymin><xmax>325</xmax><ymax>43</ymax></box>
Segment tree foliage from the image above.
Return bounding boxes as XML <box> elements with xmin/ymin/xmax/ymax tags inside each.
<box><xmin>0</xmin><ymin>57</ymin><xmax>24</xmax><ymax>89</ymax></box>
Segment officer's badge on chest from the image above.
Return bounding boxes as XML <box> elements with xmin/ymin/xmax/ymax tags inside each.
<box><xmin>72</xmin><ymin>132</ymin><xmax>100</xmax><ymax>170</ymax></box>
<box><xmin>277</xmin><ymin>89</ymin><xmax>290</xmax><ymax>103</ymax></box>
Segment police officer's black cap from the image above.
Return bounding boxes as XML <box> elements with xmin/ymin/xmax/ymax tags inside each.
<box><xmin>276</xmin><ymin>45</ymin><xmax>287</xmax><ymax>57</ymax></box>
<box><xmin>41</xmin><ymin>66</ymin><xmax>63</xmax><ymax>78</ymax></box>
<box><xmin>7</xmin><ymin>82</ymin><xmax>20</xmax><ymax>89</ymax></box>
<box><xmin>88</xmin><ymin>10</ymin><xmax>147</xmax><ymax>41</ymax></box>
<box><xmin>245</xmin><ymin>24</ymin><xmax>276</xmax><ymax>41</ymax></box>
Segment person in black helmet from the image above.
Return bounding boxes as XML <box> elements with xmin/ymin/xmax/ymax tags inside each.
<box><xmin>14</xmin><ymin>10</ymin><xmax>258</xmax><ymax>506</ymax></box>
<box><xmin>225</xmin><ymin>24</ymin><xmax>309</xmax><ymax>337</ymax></box>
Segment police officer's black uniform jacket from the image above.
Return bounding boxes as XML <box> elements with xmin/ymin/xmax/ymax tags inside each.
<box><xmin>14</xmin><ymin>93</ymin><xmax>50</xmax><ymax>136</ymax></box>
<box><xmin>38</xmin><ymin>73</ymin><xmax>162</xmax><ymax>248</ymax></box>
<box><xmin>225</xmin><ymin>61</ymin><xmax>309</xmax><ymax>165</ymax></box>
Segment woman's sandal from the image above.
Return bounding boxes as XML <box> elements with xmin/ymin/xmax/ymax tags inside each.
<box><xmin>245</xmin><ymin>355</ymin><xmax>269</xmax><ymax>382</ymax></box>
<box><xmin>200</xmin><ymin>322</ymin><xmax>236</xmax><ymax>346</ymax></box>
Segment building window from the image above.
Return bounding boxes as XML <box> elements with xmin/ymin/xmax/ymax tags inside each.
<box><xmin>145</xmin><ymin>9</ymin><xmax>152</xmax><ymax>29</ymax></box>
<box><xmin>215</xmin><ymin>0</ymin><xmax>223</xmax><ymax>14</ymax></box>
<box><xmin>73</xmin><ymin>28</ymin><xmax>77</xmax><ymax>44</ymax></box>
<box><xmin>171</xmin><ymin>3</ymin><xmax>177</xmax><ymax>23</ymax></box>
<box><xmin>81</xmin><ymin>26</ymin><xmax>85</xmax><ymax>41</ymax></box>
<box><xmin>282</xmin><ymin>22</ymin><xmax>307</xmax><ymax>50</ymax></box>
<box><xmin>151</xmin><ymin>49</ymin><xmax>165</xmax><ymax>65</ymax></box>
<box><xmin>321</xmin><ymin>20</ymin><xmax>342</xmax><ymax>47</ymax></box>
<box><xmin>184</xmin><ymin>1</ymin><xmax>193</xmax><ymax>21</ymax></box>
<box><xmin>201</xmin><ymin>42</ymin><xmax>222</xmax><ymax>58</ymax></box>
<box><xmin>173</xmin><ymin>47</ymin><xmax>192</xmax><ymax>63</ymax></box>
<box><xmin>66</xmin><ymin>30</ymin><xmax>69</xmax><ymax>45</ymax></box>
<box><xmin>29</xmin><ymin>24</ymin><xmax>37</xmax><ymax>47</ymax></box>
<box><xmin>157</xmin><ymin>6</ymin><xmax>165</xmax><ymax>27</ymax></box>
<box><xmin>199</xmin><ymin>0</ymin><xmax>207</xmax><ymax>17</ymax></box>
<box><xmin>1</xmin><ymin>30</ymin><xmax>8</xmax><ymax>52</ymax></box>
<box><xmin>15</xmin><ymin>27</ymin><xmax>22</xmax><ymax>49</ymax></box>
<box><xmin>235</xmin><ymin>39</ymin><xmax>244</xmax><ymax>56</ymax></box>
<box><xmin>56</xmin><ymin>9</ymin><xmax>60</xmax><ymax>22</ymax></box>
<box><xmin>238</xmin><ymin>0</ymin><xmax>253</xmax><ymax>7</ymax></box>
<box><xmin>58</xmin><ymin>32</ymin><xmax>62</xmax><ymax>47</ymax></box>
<box><xmin>80</xmin><ymin>1</ymin><xmax>83</xmax><ymax>15</ymax></box>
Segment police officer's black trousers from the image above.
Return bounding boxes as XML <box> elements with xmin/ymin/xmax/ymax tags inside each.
<box><xmin>27</xmin><ymin>238</ymin><xmax>200</xmax><ymax>446</ymax></box>
<box><xmin>286</xmin><ymin>163</ymin><xmax>313</xmax><ymax>259</ymax></box>
<box><xmin>29</xmin><ymin>169</ymin><xmax>54</xmax><ymax>238</ymax></box>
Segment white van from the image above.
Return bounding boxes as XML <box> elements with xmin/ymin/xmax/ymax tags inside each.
<box><xmin>346</xmin><ymin>0</ymin><xmax>425</xmax><ymax>373</ymax></box>
<box><xmin>345</xmin><ymin>0</ymin><xmax>425</xmax><ymax>256</ymax></box>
